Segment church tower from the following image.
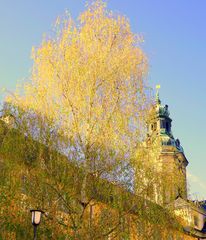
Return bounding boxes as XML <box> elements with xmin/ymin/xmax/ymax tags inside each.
<box><xmin>146</xmin><ymin>88</ymin><xmax>188</xmax><ymax>204</ymax></box>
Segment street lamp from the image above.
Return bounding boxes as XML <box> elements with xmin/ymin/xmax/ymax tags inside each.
<box><xmin>30</xmin><ymin>209</ymin><xmax>44</xmax><ymax>240</ymax></box>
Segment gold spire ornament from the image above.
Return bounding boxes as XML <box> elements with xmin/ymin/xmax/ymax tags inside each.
<box><xmin>156</xmin><ymin>84</ymin><xmax>161</xmax><ymax>90</ymax></box>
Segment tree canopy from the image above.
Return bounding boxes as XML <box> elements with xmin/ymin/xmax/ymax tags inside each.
<box><xmin>7</xmin><ymin>0</ymin><xmax>149</xmax><ymax>157</ymax></box>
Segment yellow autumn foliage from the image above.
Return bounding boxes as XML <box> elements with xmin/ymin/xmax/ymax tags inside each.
<box><xmin>7</xmin><ymin>0</ymin><xmax>149</xmax><ymax>159</ymax></box>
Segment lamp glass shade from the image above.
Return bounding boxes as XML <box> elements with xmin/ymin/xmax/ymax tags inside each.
<box><xmin>31</xmin><ymin>210</ymin><xmax>42</xmax><ymax>225</ymax></box>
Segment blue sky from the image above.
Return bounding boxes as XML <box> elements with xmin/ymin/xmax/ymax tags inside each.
<box><xmin>0</xmin><ymin>0</ymin><xmax>205</xmax><ymax>199</ymax></box>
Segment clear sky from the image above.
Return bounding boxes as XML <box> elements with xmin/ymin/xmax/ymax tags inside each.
<box><xmin>0</xmin><ymin>0</ymin><xmax>205</xmax><ymax>199</ymax></box>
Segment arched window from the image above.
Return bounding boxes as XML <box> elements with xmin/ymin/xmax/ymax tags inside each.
<box><xmin>166</xmin><ymin>122</ymin><xmax>170</xmax><ymax>132</ymax></box>
<box><xmin>194</xmin><ymin>215</ymin><xmax>199</xmax><ymax>227</ymax></box>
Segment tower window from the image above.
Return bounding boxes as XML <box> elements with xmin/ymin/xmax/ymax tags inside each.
<box><xmin>161</xmin><ymin>120</ymin><xmax>165</xmax><ymax>129</ymax></box>
<box><xmin>194</xmin><ymin>216</ymin><xmax>199</xmax><ymax>227</ymax></box>
<box><xmin>166</xmin><ymin>122</ymin><xmax>170</xmax><ymax>132</ymax></box>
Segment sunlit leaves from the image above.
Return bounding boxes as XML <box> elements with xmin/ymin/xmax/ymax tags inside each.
<box><xmin>7</xmin><ymin>0</ymin><xmax>149</xmax><ymax>162</ymax></box>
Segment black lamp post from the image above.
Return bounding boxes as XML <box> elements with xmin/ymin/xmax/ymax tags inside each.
<box><xmin>30</xmin><ymin>209</ymin><xmax>44</xmax><ymax>240</ymax></box>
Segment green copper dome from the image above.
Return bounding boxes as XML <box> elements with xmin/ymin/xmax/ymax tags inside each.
<box><xmin>148</xmin><ymin>91</ymin><xmax>184</xmax><ymax>153</ymax></box>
